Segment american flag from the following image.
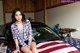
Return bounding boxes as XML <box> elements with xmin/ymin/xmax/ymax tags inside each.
<box><xmin>37</xmin><ymin>40</ymin><xmax>80</xmax><ymax>53</ymax></box>
<box><xmin>7</xmin><ymin>39</ymin><xmax>80</xmax><ymax>53</ymax></box>
<box><xmin>62</xmin><ymin>37</ymin><xmax>80</xmax><ymax>50</ymax></box>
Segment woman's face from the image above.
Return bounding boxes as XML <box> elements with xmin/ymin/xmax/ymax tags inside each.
<box><xmin>15</xmin><ymin>11</ymin><xmax>22</xmax><ymax>22</ymax></box>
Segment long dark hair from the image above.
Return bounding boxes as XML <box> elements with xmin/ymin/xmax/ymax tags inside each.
<box><xmin>11</xmin><ymin>8</ymin><xmax>26</xmax><ymax>23</ymax></box>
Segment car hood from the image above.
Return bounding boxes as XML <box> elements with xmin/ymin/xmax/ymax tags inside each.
<box><xmin>37</xmin><ymin>40</ymin><xmax>80</xmax><ymax>53</ymax></box>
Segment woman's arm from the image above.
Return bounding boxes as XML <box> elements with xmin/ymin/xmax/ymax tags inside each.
<box><xmin>14</xmin><ymin>39</ymin><xmax>19</xmax><ymax>50</ymax></box>
<box><xmin>26</xmin><ymin>20</ymin><xmax>33</xmax><ymax>46</ymax></box>
<box><xmin>11</xmin><ymin>24</ymin><xmax>20</xmax><ymax>50</ymax></box>
<box><xmin>28</xmin><ymin>35</ymin><xmax>32</xmax><ymax>46</ymax></box>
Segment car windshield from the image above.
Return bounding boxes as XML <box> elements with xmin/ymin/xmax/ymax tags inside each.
<box><xmin>32</xmin><ymin>24</ymin><xmax>61</xmax><ymax>43</ymax></box>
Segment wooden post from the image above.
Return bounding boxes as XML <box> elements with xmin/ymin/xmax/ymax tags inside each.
<box><xmin>44</xmin><ymin>0</ymin><xmax>47</xmax><ymax>24</ymax></box>
<box><xmin>2</xmin><ymin>0</ymin><xmax>6</xmax><ymax>24</ymax></box>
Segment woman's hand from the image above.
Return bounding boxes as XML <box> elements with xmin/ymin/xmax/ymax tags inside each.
<box><xmin>12</xmin><ymin>50</ymin><xmax>20</xmax><ymax>53</ymax></box>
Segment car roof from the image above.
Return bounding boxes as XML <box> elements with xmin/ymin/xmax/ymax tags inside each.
<box><xmin>31</xmin><ymin>22</ymin><xmax>45</xmax><ymax>25</ymax></box>
<box><xmin>31</xmin><ymin>22</ymin><xmax>46</xmax><ymax>27</ymax></box>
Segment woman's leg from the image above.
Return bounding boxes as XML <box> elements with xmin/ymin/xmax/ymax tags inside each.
<box><xmin>21</xmin><ymin>46</ymin><xmax>32</xmax><ymax>53</ymax></box>
<box><xmin>30</xmin><ymin>42</ymin><xmax>38</xmax><ymax>53</ymax></box>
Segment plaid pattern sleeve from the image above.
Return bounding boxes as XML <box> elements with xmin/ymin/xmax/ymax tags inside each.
<box><xmin>26</xmin><ymin>20</ymin><xmax>33</xmax><ymax>46</ymax></box>
<box><xmin>17</xmin><ymin>36</ymin><xmax>28</xmax><ymax>47</ymax></box>
<box><xmin>26</xmin><ymin>19</ymin><xmax>33</xmax><ymax>36</ymax></box>
<box><xmin>11</xmin><ymin>24</ymin><xmax>17</xmax><ymax>40</ymax></box>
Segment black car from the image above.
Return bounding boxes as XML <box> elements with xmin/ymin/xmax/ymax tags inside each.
<box><xmin>31</xmin><ymin>22</ymin><xmax>61</xmax><ymax>43</ymax></box>
<box><xmin>4</xmin><ymin>22</ymin><xmax>61</xmax><ymax>44</ymax></box>
<box><xmin>0</xmin><ymin>22</ymin><xmax>80</xmax><ymax>53</ymax></box>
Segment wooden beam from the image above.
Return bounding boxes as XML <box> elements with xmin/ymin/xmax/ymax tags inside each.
<box><xmin>44</xmin><ymin>0</ymin><xmax>47</xmax><ymax>24</ymax></box>
<box><xmin>2</xmin><ymin>0</ymin><xmax>6</xmax><ymax>24</ymax></box>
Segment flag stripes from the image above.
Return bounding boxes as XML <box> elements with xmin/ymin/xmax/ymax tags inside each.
<box><xmin>37</xmin><ymin>40</ymin><xmax>79</xmax><ymax>53</ymax></box>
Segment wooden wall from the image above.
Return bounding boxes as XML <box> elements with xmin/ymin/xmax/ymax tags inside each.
<box><xmin>36</xmin><ymin>0</ymin><xmax>44</xmax><ymax>11</ymax></box>
<box><xmin>46</xmin><ymin>0</ymin><xmax>61</xmax><ymax>8</ymax></box>
<box><xmin>3</xmin><ymin>0</ymin><xmax>35</xmax><ymax>12</ymax></box>
<box><xmin>3</xmin><ymin>0</ymin><xmax>72</xmax><ymax>12</ymax></box>
<box><xmin>35</xmin><ymin>0</ymin><xmax>72</xmax><ymax>11</ymax></box>
<box><xmin>35</xmin><ymin>0</ymin><xmax>61</xmax><ymax>11</ymax></box>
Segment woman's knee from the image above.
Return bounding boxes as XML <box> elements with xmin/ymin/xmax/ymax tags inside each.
<box><xmin>32</xmin><ymin>47</ymin><xmax>37</xmax><ymax>51</ymax></box>
<box><xmin>22</xmin><ymin>49</ymin><xmax>32</xmax><ymax>53</ymax></box>
<box><xmin>21</xmin><ymin>46</ymin><xmax>32</xmax><ymax>53</ymax></box>
<box><xmin>23</xmin><ymin>50</ymin><xmax>31</xmax><ymax>53</ymax></box>
<box><xmin>31</xmin><ymin>42</ymin><xmax>37</xmax><ymax>46</ymax></box>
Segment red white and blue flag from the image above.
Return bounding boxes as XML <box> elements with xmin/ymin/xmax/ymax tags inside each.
<box><xmin>62</xmin><ymin>37</ymin><xmax>80</xmax><ymax>50</ymax></box>
<box><xmin>37</xmin><ymin>40</ymin><xmax>80</xmax><ymax>53</ymax></box>
<box><xmin>7</xmin><ymin>37</ymin><xmax>80</xmax><ymax>53</ymax></box>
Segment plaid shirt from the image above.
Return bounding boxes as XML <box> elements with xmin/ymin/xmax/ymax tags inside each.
<box><xmin>11</xmin><ymin>19</ymin><xmax>32</xmax><ymax>47</ymax></box>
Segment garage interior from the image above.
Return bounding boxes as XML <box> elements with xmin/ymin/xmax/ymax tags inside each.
<box><xmin>0</xmin><ymin>0</ymin><xmax>80</xmax><ymax>53</ymax></box>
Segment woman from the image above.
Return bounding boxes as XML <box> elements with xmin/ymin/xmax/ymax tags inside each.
<box><xmin>11</xmin><ymin>8</ymin><xmax>38</xmax><ymax>53</ymax></box>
